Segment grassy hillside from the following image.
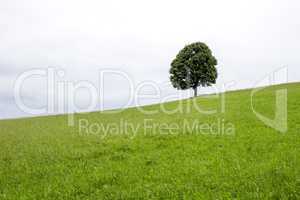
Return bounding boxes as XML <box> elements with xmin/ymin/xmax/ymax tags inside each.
<box><xmin>0</xmin><ymin>82</ymin><xmax>300</xmax><ymax>199</ymax></box>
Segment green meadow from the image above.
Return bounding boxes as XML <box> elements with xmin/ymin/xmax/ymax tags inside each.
<box><xmin>0</xmin><ymin>82</ymin><xmax>299</xmax><ymax>199</ymax></box>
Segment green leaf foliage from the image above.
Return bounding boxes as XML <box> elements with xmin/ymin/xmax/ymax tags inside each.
<box><xmin>170</xmin><ymin>42</ymin><xmax>218</xmax><ymax>91</ymax></box>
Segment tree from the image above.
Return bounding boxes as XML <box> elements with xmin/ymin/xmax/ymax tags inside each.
<box><xmin>169</xmin><ymin>42</ymin><xmax>218</xmax><ymax>97</ymax></box>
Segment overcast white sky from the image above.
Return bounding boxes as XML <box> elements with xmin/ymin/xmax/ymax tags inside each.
<box><xmin>0</xmin><ymin>0</ymin><xmax>300</xmax><ymax>119</ymax></box>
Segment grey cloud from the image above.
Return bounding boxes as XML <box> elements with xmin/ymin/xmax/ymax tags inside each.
<box><xmin>0</xmin><ymin>0</ymin><xmax>300</xmax><ymax>119</ymax></box>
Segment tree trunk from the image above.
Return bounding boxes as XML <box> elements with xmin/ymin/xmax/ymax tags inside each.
<box><xmin>193</xmin><ymin>87</ymin><xmax>197</xmax><ymax>97</ymax></box>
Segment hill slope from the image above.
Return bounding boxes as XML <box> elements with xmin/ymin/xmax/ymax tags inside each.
<box><xmin>0</xmin><ymin>82</ymin><xmax>300</xmax><ymax>199</ymax></box>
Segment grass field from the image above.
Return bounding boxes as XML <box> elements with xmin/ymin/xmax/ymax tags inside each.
<box><xmin>0</xmin><ymin>82</ymin><xmax>300</xmax><ymax>199</ymax></box>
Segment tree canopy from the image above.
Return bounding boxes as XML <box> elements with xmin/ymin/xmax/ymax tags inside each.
<box><xmin>169</xmin><ymin>42</ymin><xmax>218</xmax><ymax>97</ymax></box>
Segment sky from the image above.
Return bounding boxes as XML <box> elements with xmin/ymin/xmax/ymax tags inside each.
<box><xmin>0</xmin><ymin>0</ymin><xmax>300</xmax><ymax>119</ymax></box>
